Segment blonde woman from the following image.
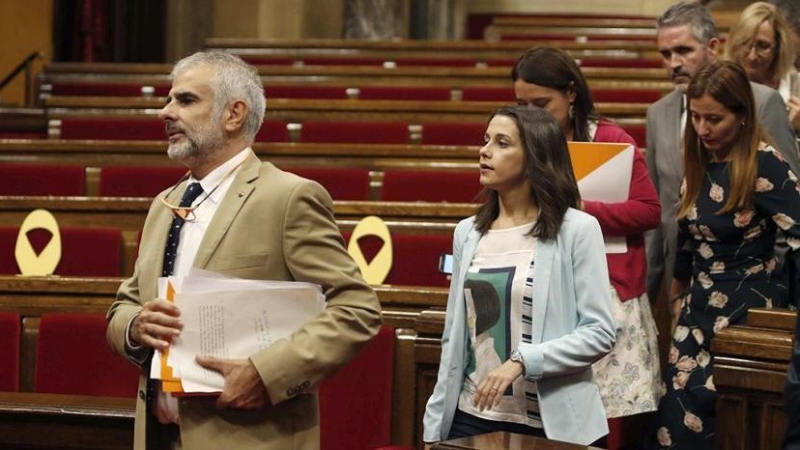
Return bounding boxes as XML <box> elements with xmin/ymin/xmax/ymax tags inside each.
<box><xmin>725</xmin><ymin>2</ymin><xmax>800</xmax><ymax>131</ymax></box>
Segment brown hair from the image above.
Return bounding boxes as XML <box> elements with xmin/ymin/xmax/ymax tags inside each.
<box><xmin>474</xmin><ymin>106</ymin><xmax>581</xmax><ymax>240</ymax></box>
<box><xmin>679</xmin><ymin>61</ymin><xmax>767</xmax><ymax>218</ymax></box>
<box><xmin>511</xmin><ymin>47</ymin><xmax>599</xmax><ymax>142</ymax></box>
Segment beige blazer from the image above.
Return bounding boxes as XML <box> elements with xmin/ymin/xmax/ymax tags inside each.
<box><xmin>107</xmin><ymin>150</ymin><xmax>382</xmax><ymax>450</ymax></box>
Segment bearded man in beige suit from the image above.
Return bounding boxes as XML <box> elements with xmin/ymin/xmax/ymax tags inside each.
<box><xmin>106</xmin><ymin>51</ymin><xmax>382</xmax><ymax>450</ymax></box>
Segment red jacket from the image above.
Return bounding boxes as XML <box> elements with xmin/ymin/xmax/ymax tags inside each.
<box><xmin>581</xmin><ymin>120</ymin><xmax>661</xmax><ymax>300</ymax></box>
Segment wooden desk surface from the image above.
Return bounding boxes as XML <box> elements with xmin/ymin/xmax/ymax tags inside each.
<box><xmin>0</xmin><ymin>391</ymin><xmax>135</xmax><ymax>450</ymax></box>
<box><xmin>432</xmin><ymin>432</ymin><xmax>602</xmax><ymax>450</ymax></box>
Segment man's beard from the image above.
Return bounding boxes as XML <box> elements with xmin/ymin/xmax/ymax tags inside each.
<box><xmin>167</xmin><ymin>121</ymin><xmax>225</xmax><ymax>160</ymax></box>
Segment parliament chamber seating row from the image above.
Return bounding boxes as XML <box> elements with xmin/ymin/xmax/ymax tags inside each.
<box><xmin>0</xmin><ymin>139</ymin><xmax>479</xmax><ymax>172</ymax></box>
<box><xmin>0</xmin><ymin>210</ymin><xmax>457</xmax><ymax>285</ymax></box>
<box><xmin>42</xmin><ymin>116</ymin><xmax>646</xmax><ymax>149</ymax></box>
<box><xmin>46</xmin><ymin>117</ymin><xmax>495</xmax><ymax>146</ymax></box>
<box><xmin>39</xmin><ymin>81</ymin><xmax>666</xmax><ymax>104</ymax></box>
<box><xmin>202</xmin><ymin>36</ymin><xmax>663</xmax><ymax>60</ymax></box>
<box><xmin>37</xmin><ymin>56</ymin><xmax>664</xmax><ymax>76</ymax></box>
<box><xmin>0</xmin><ymin>312</ymin><xmax>412</xmax><ymax>450</ymax></box>
<box><xmin>1</xmin><ymin>275</ymin><xmax>794</xmax><ymax>449</ymax></box>
<box><xmin>0</xmin><ymin>162</ymin><xmax>482</xmax><ymax>202</ymax></box>
<box><xmin>0</xmin><ymin>159</ymin><xmax>474</xmax><ymax>281</ymax></box>
<box><xmin>38</xmin><ymin>61</ymin><xmax>673</xmax><ymax>92</ymax></box>
<box><xmin>0</xmin><ymin>275</ymin><xmax>443</xmax><ymax>449</ymax></box>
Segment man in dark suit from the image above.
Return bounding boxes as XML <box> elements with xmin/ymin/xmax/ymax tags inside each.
<box><xmin>106</xmin><ymin>51</ymin><xmax>382</xmax><ymax>449</ymax></box>
<box><xmin>645</xmin><ymin>1</ymin><xmax>800</xmax><ymax>306</ymax></box>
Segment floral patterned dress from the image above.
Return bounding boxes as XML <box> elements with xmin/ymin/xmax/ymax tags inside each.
<box><xmin>648</xmin><ymin>145</ymin><xmax>800</xmax><ymax>449</ymax></box>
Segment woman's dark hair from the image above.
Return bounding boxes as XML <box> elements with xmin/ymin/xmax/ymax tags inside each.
<box><xmin>511</xmin><ymin>47</ymin><xmax>599</xmax><ymax>142</ymax></box>
<box><xmin>474</xmin><ymin>106</ymin><xmax>581</xmax><ymax>241</ymax></box>
<box><xmin>465</xmin><ymin>279</ymin><xmax>501</xmax><ymax>335</ymax></box>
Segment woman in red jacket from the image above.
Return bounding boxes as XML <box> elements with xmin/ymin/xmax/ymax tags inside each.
<box><xmin>511</xmin><ymin>46</ymin><xmax>663</xmax><ymax>447</ymax></box>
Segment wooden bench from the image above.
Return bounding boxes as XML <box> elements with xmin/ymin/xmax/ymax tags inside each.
<box><xmin>9</xmin><ymin>278</ymin><xmax>786</xmax><ymax>448</ymax></box>
<box><xmin>0</xmin><ymin>139</ymin><xmax>479</xmax><ymax>169</ymax></box>
<box><xmin>202</xmin><ymin>37</ymin><xmax>661</xmax><ymax>60</ymax></box>
<box><xmin>38</xmin><ymin>62</ymin><xmax>673</xmax><ymax>91</ymax></box>
<box><xmin>0</xmin><ymin>391</ymin><xmax>135</xmax><ymax>450</ymax></box>
<box><xmin>0</xmin><ymin>195</ymin><xmax>473</xmax><ymax>277</ymax></box>
<box><xmin>0</xmin><ymin>107</ymin><xmax>48</xmax><ymax>139</ymax></box>
<box><xmin>42</xmin><ymin>97</ymin><xmax>650</xmax><ymax>125</ymax></box>
<box><xmin>713</xmin><ymin>307</ymin><xmax>796</xmax><ymax>449</ymax></box>
<box><xmin>38</xmin><ymin>81</ymin><xmax>670</xmax><ymax>103</ymax></box>
<box><xmin>489</xmin><ymin>16</ymin><xmax>656</xmax><ymax>29</ymax></box>
<box><xmin>0</xmin><ymin>275</ymin><xmax>446</xmax><ymax>448</ymax></box>
<box><xmin>483</xmin><ymin>24</ymin><xmax>656</xmax><ymax>43</ymax></box>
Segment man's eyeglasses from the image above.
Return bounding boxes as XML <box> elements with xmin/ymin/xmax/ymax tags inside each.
<box><xmin>160</xmin><ymin>195</ymin><xmax>200</xmax><ymax>222</ymax></box>
<box><xmin>160</xmin><ymin>171</ymin><xmax>206</xmax><ymax>223</ymax></box>
<box><xmin>159</xmin><ymin>160</ymin><xmax>246</xmax><ymax>222</ymax></box>
<box><xmin>745</xmin><ymin>40</ymin><xmax>775</xmax><ymax>57</ymax></box>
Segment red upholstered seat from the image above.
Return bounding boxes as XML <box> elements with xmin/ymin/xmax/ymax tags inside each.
<box><xmin>485</xmin><ymin>59</ymin><xmax>517</xmax><ymax>68</ymax></box>
<box><xmin>461</xmin><ymin>86</ymin><xmax>515</xmax><ymax>102</ymax></box>
<box><xmin>357</xmin><ymin>86</ymin><xmax>451</xmax><ymax>101</ymax></box>
<box><xmin>500</xmin><ymin>34</ymin><xmax>655</xmax><ymax>42</ymax></box>
<box><xmin>607</xmin><ymin>417</ymin><xmax>624</xmax><ymax>450</ymax></box>
<box><xmin>421</xmin><ymin>122</ymin><xmax>485</xmax><ymax>146</ymax></box>
<box><xmin>48</xmin><ymin>82</ymin><xmax>170</xmax><ymax>97</ymax></box>
<box><xmin>578</xmin><ymin>58</ymin><xmax>663</xmax><ymax>69</ymax></box>
<box><xmin>237</xmin><ymin>56</ymin><xmax>295</xmax><ymax>66</ymax></box>
<box><xmin>394</xmin><ymin>57</ymin><xmax>477</xmax><ymax>67</ymax></box>
<box><xmin>591</xmin><ymin>89</ymin><xmax>662</xmax><ymax>103</ymax></box>
<box><xmin>0</xmin><ymin>313</ymin><xmax>20</xmax><ymax>392</ymax></box>
<box><xmin>381</xmin><ymin>169</ymin><xmax>481</xmax><ymax>203</ymax></box>
<box><xmin>59</xmin><ymin>117</ymin><xmax>166</xmax><ymax>140</ymax></box>
<box><xmin>35</xmin><ymin>313</ymin><xmax>138</xmax><ymax>397</ymax></box>
<box><xmin>344</xmin><ymin>232</ymin><xmax>453</xmax><ymax>288</ymax></box>
<box><xmin>0</xmin><ymin>163</ymin><xmax>85</xmax><ymax>196</ymax></box>
<box><xmin>264</xmin><ymin>85</ymin><xmax>348</xmax><ymax>99</ymax></box>
<box><xmin>620</xmin><ymin>123</ymin><xmax>646</xmax><ymax>148</ymax></box>
<box><xmin>385</xmin><ymin>234</ymin><xmax>452</xmax><ymax>287</ymax></box>
<box><xmin>255</xmin><ymin>120</ymin><xmax>289</xmax><ymax>143</ymax></box>
<box><xmin>303</xmin><ymin>57</ymin><xmax>384</xmax><ymax>66</ymax></box>
<box><xmin>0</xmin><ymin>227</ymin><xmax>123</xmax><ymax>277</ymax></box>
<box><xmin>0</xmin><ymin>131</ymin><xmax>47</xmax><ymax>139</ymax></box>
<box><xmin>284</xmin><ymin>167</ymin><xmax>370</xmax><ymax>201</ymax></box>
<box><xmin>319</xmin><ymin>326</ymin><xmax>396</xmax><ymax>450</ymax></box>
<box><xmin>99</xmin><ymin>166</ymin><xmax>187</xmax><ymax>197</ymax></box>
<box><xmin>58</xmin><ymin>118</ymin><xmax>286</xmax><ymax>143</ymax></box>
<box><xmin>299</xmin><ymin>121</ymin><xmax>409</xmax><ymax>144</ymax></box>
<box><xmin>0</xmin><ymin>228</ymin><xmax>19</xmax><ymax>275</ymax></box>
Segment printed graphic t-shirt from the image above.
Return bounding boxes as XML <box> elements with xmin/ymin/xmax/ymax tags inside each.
<box><xmin>457</xmin><ymin>222</ymin><xmax>541</xmax><ymax>428</ymax></box>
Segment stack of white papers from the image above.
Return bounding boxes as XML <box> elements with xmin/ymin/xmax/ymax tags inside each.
<box><xmin>151</xmin><ymin>269</ymin><xmax>326</xmax><ymax>394</ymax></box>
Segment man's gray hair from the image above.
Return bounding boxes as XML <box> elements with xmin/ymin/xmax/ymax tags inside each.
<box><xmin>657</xmin><ymin>1</ymin><xmax>719</xmax><ymax>45</ymax></box>
<box><xmin>772</xmin><ymin>0</ymin><xmax>800</xmax><ymax>34</ymax></box>
<box><xmin>172</xmin><ymin>51</ymin><xmax>266</xmax><ymax>142</ymax></box>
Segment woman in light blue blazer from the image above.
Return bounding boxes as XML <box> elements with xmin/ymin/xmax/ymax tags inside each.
<box><xmin>423</xmin><ymin>106</ymin><xmax>616</xmax><ymax>447</ymax></box>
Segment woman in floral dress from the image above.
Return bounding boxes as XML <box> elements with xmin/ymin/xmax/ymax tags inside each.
<box><xmin>648</xmin><ymin>61</ymin><xmax>800</xmax><ymax>449</ymax></box>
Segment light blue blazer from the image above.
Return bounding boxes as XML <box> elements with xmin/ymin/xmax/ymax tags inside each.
<box><xmin>423</xmin><ymin>208</ymin><xmax>616</xmax><ymax>445</ymax></box>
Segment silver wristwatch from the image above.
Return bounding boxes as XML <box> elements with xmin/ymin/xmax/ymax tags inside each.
<box><xmin>510</xmin><ymin>349</ymin><xmax>525</xmax><ymax>375</ymax></box>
